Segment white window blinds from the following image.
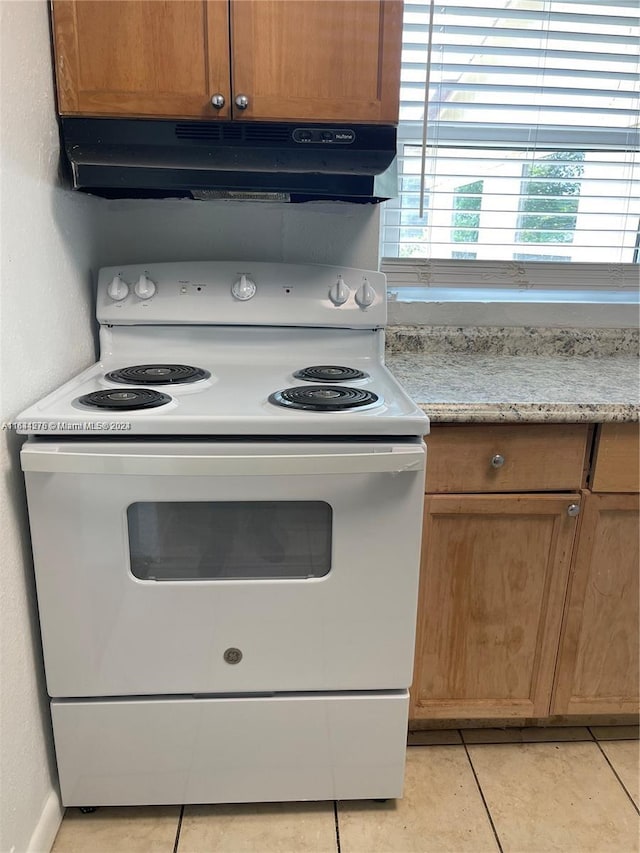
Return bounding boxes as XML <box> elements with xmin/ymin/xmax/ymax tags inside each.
<box><xmin>381</xmin><ymin>0</ymin><xmax>640</xmax><ymax>264</ymax></box>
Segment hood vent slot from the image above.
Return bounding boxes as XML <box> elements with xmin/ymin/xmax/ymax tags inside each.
<box><xmin>174</xmin><ymin>124</ymin><xmax>219</xmax><ymax>140</ymax></box>
<box><xmin>175</xmin><ymin>123</ymin><xmax>242</xmax><ymax>141</ymax></box>
<box><xmin>243</xmin><ymin>126</ymin><xmax>291</xmax><ymax>143</ymax></box>
<box><xmin>175</xmin><ymin>123</ymin><xmax>291</xmax><ymax>144</ymax></box>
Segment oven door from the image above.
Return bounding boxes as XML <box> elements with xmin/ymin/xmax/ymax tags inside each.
<box><xmin>23</xmin><ymin>440</ymin><xmax>425</xmax><ymax>698</ymax></box>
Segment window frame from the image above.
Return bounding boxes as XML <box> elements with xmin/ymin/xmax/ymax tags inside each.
<box><xmin>381</xmin><ymin>0</ymin><xmax>640</xmax><ymax>281</ymax></box>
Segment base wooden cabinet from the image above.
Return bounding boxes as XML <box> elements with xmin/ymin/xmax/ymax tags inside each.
<box><xmin>552</xmin><ymin>492</ymin><xmax>640</xmax><ymax>715</ymax></box>
<box><xmin>411</xmin><ymin>422</ymin><xmax>639</xmax><ymax>724</ymax></box>
<box><xmin>412</xmin><ymin>493</ymin><xmax>581</xmax><ymax>720</ymax></box>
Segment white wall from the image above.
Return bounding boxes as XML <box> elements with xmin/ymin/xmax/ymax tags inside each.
<box><xmin>0</xmin><ymin>3</ymin><xmax>99</xmax><ymax>851</ymax></box>
<box><xmin>92</xmin><ymin>198</ymin><xmax>380</xmax><ymax>270</ymax></box>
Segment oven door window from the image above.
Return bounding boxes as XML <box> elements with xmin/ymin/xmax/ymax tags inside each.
<box><xmin>127</xmin><ymin>501</ymin><xmax>332</xmax><ymax>581</ymax></box>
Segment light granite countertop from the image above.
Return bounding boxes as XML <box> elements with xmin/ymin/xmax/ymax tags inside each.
<box><xmin>385</xmin><ymin>327</ymin><xmax>639</xmax><ymax>423</ymax></box>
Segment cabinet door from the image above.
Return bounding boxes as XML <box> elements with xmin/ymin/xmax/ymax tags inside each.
<box><xmin>411</xmin><ymin>494</ymin><xmax>581</xmax><ymax>720</ymax></box>
<box><xmin>52</xmin><ymin>1</ymin><xmax>231</xmax><ymax>118</ymax></box>
<box><xmin>552</xmin><ymin>492</ymin><xmax>639</xmax><ymax>715</ymax></box>
<box><xmin>230</xmin><ymin>1</ymin><xmax>402</xmax><ymax>122</ymax></box>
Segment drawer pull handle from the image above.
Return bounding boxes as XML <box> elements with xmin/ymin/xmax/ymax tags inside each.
<box><xmin>567</xmin><ymin>503</ymin><xmax>580</xmax><ymax>517</ymax></box>
<box><xmin>490</xmin><ymin>454</ymin><xmax>505</xmax><ymax>468</ymax></box>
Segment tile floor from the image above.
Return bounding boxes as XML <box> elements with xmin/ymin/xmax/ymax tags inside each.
<box><xmin>51</xmin><ymin>726</ymin><xmax>639</xmax><ymax>853</ymax></box>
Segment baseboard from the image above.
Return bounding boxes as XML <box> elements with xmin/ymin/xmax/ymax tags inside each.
<box><xmin>27</xmin><ymin>790</ymin><xmax>63</xmax><ymax>853</ymax></box>
<box><xmin>408</xmin><ymin>713</ymin><xmax>640</xmax><ymax>730</ymax></box>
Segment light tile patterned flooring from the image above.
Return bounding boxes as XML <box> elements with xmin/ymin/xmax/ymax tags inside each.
<box><xmin>52</xmin><ymin>726</ymin><xmax>639</xmax><ymax>853</ymax></box>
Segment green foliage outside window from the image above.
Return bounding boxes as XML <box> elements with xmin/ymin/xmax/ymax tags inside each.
<box><xmin>517</xmin><ymin>152</ymin><xmax>585</xmax><ymax>244</ymax></box>
<box><xmin>452</xmin><ymin>180</ymin><xmax>483</xmax><ymax>243</ymax></box>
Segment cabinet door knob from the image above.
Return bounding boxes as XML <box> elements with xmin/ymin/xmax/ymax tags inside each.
<box><xmin>210</xmin><ymin>93</ymin><xmax>225</xmax><ymax>109</ymax></box>
<box><xmin>234</xmin><ymin>94</ymin><xmax>250</xmax><ymax>110</ymax></box>
<box><xmin>567</xmin><ymin>503</ymin><xmax>580</xmax><ymax>517</ymax></box>
<box><xmin>490</xmin><ymin>454</ymin><xmax>505</xmax><ymax>468</ymax></box>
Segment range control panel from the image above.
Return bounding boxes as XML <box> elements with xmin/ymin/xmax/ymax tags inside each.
<box><xmin>97</xmin><ymin>262</ymin><xmax>387</xmax><ymax>328</ymax></box>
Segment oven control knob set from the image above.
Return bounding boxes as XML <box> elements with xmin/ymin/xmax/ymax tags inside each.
<box><xmin>105</xmin><ymin>269</ymin><xmax>378</xmax><ymax>310</ymax></box>
<box><xmin>329</xmin><ymin>275</ymin><xmax>377</xmax><ymax>309</ymax></box>
<box><xmin>232</xmin><ymin>274</ymin><xmax>257</xmax><ymax>301</ymax></box>
<box><xmin>106</xmin><ymin>274</ymin><xmax>129</xmax><ymax>302</ymax></box>
<box><xmin>107</xmin><ymin>274</ymin><xmax>158</xmax><ymax>301</ymax></box>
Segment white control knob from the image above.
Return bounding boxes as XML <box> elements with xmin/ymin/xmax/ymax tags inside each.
<box><xmin>232</xmin><ymin>274</ymin><xmax>256</xmax><ymax>301</ymax></box>
<box><xmin>107</xmin><ymin>274</ymin><xmax>129</xmax><ymax>301</ymax></box>
<box><xmin>355</xmin><ymin>278</ymin><xmax>376</xmax><ymax>309</ymax></box>
<box><xmin>134</xmin><ymin>274</ymin><xmax>157</xmax><ymax>300</ymax></box>
<box><xmin>329</xmin><ymin>275</ymin><xmax>350</xmax><ymax>306</ymax></box>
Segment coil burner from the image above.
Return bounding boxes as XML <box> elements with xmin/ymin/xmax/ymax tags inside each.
<box><xmin>293</xmin><ymin>365</ymin><xmax>368</xmax><ymax>382</ymax></box>
<box><xmin>77</xmin><ymin>389</ymin><xmax>172</xmax><ymax>410</ymax></box>
<box><xmin>268</xmin><ymin>385</ymin><xmax>379</xmax><ymax>412</ymax></box>
<box><xmin>106</xmin><ymin>364</ymin><xmax>210</xmax><ymax>385</ymax></box>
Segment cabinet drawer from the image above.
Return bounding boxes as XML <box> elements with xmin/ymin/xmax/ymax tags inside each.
<box><xmin>425</xmin><ymin>424</ymin><xmax>589</xmax><ymax>493</ymax></box>
<box><xmin>591</xmin><ymin>423</ymin><xmax>640</xmax><ymax>493</ymax></box>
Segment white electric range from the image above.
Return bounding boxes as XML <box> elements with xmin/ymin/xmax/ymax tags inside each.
<box><xmin>19</xmin><ymin>261</ymin><xmax>428</xmax><ymax>808</ymax></box>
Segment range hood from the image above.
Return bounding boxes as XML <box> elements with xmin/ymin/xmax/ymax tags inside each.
<box><xmin>61</xmin><ymin>118</ymin><xmax>398</xmax><ymax>203</ymax></box>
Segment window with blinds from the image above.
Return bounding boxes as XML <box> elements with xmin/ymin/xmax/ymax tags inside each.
<box><xmin>381</xmin><ymin>0</ymin><xmax>640</xmax><ymax>266</ymax></box>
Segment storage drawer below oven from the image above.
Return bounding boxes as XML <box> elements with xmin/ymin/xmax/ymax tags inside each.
<box><xmin>52</xmin><ymin>691</ymin><xmax>409</xmax><ymax>806</ymax></box>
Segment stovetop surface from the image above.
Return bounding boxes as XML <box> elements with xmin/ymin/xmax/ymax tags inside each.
<box><xmin>17</xmin><ymin>327</ymin><xmax>428</xmax><ymax>436</ymax></box>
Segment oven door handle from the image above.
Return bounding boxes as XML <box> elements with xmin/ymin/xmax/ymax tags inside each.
<box><xmin>21</xmin><ymin>446</ymin><xmax>425</xmax><ymax>476</ymax></box>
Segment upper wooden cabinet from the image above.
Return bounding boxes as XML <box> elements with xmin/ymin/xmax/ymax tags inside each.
<box><xmin>230</xmin><ymin>1</ymin><xmax>402</xmax><ymax>123</ymax></box>
<box><xmin>51</xmin><ymin>0</ymin><xmax>402</xmax><ymax>123</ymax></box>
<box><xmin>52</xmin><ymin>1</ymin><xmax>231</xmax><ymax>119</ymax></box>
